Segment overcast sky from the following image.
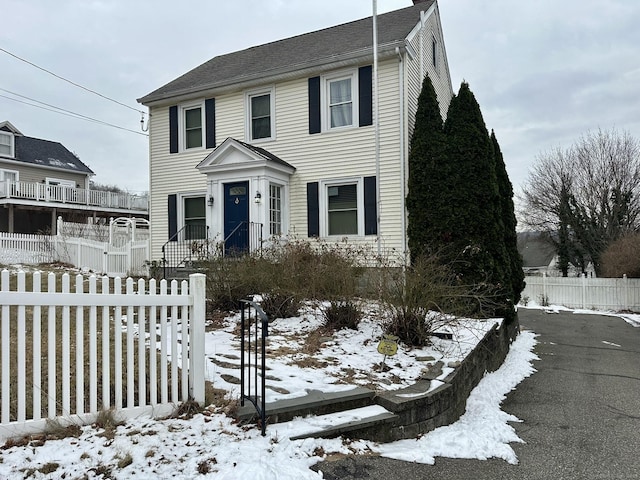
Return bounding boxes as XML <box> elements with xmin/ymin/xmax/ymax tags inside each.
<box><xmin>2</xmin><ymin>0</ymin><xmax>638</xmax><ymax>196</ymax></box>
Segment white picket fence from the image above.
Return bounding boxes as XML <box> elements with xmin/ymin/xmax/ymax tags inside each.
<box><xmin>0</xmin><ymin>232</ymin><xmax>149</xmax><ymax>277</ymax></box>
<box><xmin>0</xmin><ymin>270</ymin><xmax>205</xmax><ymax>441</ymax></box>
<box><xmin>523</xmin><ymin>274</ymin><xmax>640</xmax><ymax>312</ymax></box>
<box><xmin>55</xmin><ymin>236</ymin><xmax>149</xmax><ymax>277</ymax></box>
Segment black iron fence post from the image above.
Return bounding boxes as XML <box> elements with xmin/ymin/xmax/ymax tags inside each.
<box><xmin>239</xmin><ymin>299</ymin><xmax>269</xmax><ymax>436</ymax></box>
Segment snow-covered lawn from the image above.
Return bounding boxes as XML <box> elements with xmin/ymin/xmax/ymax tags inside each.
<box><xmin>205</xmin><ymin>303</ymin><xmax>501</xmax><ymax>402</ymax></box>
<box><xmin>0</xmin><ymin>296</ymin><xmax>540</xmax><ymax>480</ymax></box>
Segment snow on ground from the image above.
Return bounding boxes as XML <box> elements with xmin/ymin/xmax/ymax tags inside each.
<box><xmin>204</xmin><ymin>302</ymin><xmax>500</xmax><ymax>403</ymax></box>
<box><xmin>521</xmin><ymin>302</ymin><xmax>640</xmax><ymax>328</ymax></box>
<box><xmin>0</xmin><ymin>298</ymin><xmax>539</xmax><ymax>479</ymax></box>
<box><xmin>372</xmin><ymin>331</ymin><xmax>538</xmax><ymax>465</ymax></box>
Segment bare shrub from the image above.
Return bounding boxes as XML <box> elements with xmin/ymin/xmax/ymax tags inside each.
<box><xmin>260</xmin><ymin>291</ymin><xmax>301</xmax><ymax>319</ymax></box>
<box><xmin>204</xmin><ymin>254</ymin><xmax>266</xmax><ymax>311</ymax></box>
<box><xmin>322</xmin><ymin>300</ymin><xmax>362</xmax><ymax>331</ymax></box>
<box><xmin>601</xmin><ymin>233</ymin><xmax>640</xmax><ymax>277</ymax></box>
<box><xmin>205</xmin><ymin>239</ymin><xmax>365</xmax><ymax>314</ymax></box>
<box><xmin>381</xmin><ymin>255</ymin><xmax>501</xmax><ymax>347</ymax></box>
<box><xmin>262</xmin><ymin>239</ymin><xmax>364</xmax><ymax>301</ymax></box>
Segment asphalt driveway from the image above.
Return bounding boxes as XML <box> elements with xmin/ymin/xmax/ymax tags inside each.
<box><xmin>314</xmin><ymin>308</ymin><xmax>640</xmax><ymax>480</ymax></box>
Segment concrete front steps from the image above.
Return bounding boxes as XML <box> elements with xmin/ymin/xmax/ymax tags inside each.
<box><xmin>236</xmin><ymin>387</ymin><xmax>397</xmax><ymax>440</ymax></box>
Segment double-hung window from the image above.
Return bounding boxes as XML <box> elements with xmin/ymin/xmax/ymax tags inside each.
<box><xmin>329</xmin><ymin>78</ymin><xmax>353</xmax><ymax>128</ymax></box>
<box><xmin>327</xmin><ymin>183</ymin><xmax>358</xmax><ymax>235</ymax></box>
<box><xmin>0</xmin><ymin>132</ymin><xmax>14</xmax><ymax>157</ymax></box>
<box><xmin>184</xmin><ymin>107</ymin><xmax>203</xmax><ymax>149</ymax></box>
<box><xmin>322</xmin><ymin>72</ymin><xmax>358</xmax><ymax>131</ymax></box>
<box><xmin>181</xmin><ymin>103</ymin><xmax>204</xmax><ymax>150</ymax></box>
<box><xmin>307</xmin><ymin>176</ymin><xmax>376</xmax><ymax>238</ymax></box>
<box><xmin>184</xmin><ymin>196</ymin><xmax>206</xmax><ymax>239</ymax></box>
<box><xmin>246</xmin><ymin>88</ymin><xmax>275</xmax><ymax>142</ymax></box>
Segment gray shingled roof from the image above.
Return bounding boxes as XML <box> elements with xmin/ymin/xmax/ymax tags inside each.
<box><xmin>138</xmin><ymin>1</ymin><xmax>434</xmax><ymax>104</ymax></box>
<box><xmin>517</xmin><ymin>232</ymin><xmax>557</xmax><ymax>268</ymax></box>
<box><xmin>235</xmin><ymin>139</ymin><xmax>296</xmax><ymax>170</ymax></box>
<box><xmin>13</xmin><ymin>135</ymin><xmax>94</xmax><ymax>175</ymax></box>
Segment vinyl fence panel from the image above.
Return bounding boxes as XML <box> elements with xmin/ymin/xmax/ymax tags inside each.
<box><xmin>523</xmin><ymin>274</ymin><xmax>640</xmax><ymax>312</ymax></box>
<box><xmin>0</xmin><ymin>270</ymin><xmax>205</xmax><ymax>441</ymax></box>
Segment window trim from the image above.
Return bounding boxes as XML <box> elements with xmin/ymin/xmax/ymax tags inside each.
<box><xmin>0</xmin><ymin>131</ymin><xmax>15</xmax><ymax>158</ymax></box>
<box><xmin>245</xmin><ymin>87</ymin><xmax>275</xmax><ymax>142</ymax></box>
<box><xmin>321</xmin><ymin>70</ymin><xmax>359</xmax><ymax>132</ymax></box>
<box><xmin>319</xmin><ymin>177</ymin><xmax>364</xmax><ymax>238</ymax></box>
<box><xmin>179</xmin><ymin>101</ymin><xmax>205</xmax><ymax>151</ymax></box>
<box><xmin>0</xmin><ymin>168</ymin><xmax>19</xmax><ymax>182</ymax></box>
<box><xmin>178</xmin><ymin>192</ymin><xmax>207</xmax><ymax>239</ymax></box>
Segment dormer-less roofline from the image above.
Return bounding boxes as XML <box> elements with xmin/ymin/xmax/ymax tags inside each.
<box><xmin>138</xmin><ymin>1</ymin><xmax>437</xmax><ymax>106</ymax></box>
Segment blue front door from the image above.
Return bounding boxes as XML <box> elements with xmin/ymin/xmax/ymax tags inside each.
<box><xmin>224</xmin><ymin>181</ymin><xmax>249</xmax><ymax>255</ymax></box>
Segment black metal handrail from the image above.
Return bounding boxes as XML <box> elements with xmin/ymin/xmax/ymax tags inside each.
<box><xmin>240</xmin><ymin>299</ymin><xmax>269</xmax><ymax>436</ymax></box>
<box><xmin>161</xmin><ymin>224</ymin><xmax>210</xmax><ymax>278</ymax></box>
<box><xmin>223</xmin><ymin>221</ymin><xmax>263</xmax><ymax>257</ymax></box>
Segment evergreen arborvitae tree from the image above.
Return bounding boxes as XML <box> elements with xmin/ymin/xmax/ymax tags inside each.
<box><xmin>491</xmin><ymin>131</ymin><xmax>525</xmax><ymax>306</ymax></box>
<box><xmin>406</xmin><ymin>74</ymin><xmax>446</xmax><ymax>261</ymax></box>
<box><xmin>441</xmin><ymin>82</ymin><xmax>509</xmax><ymax>314</ymax></box>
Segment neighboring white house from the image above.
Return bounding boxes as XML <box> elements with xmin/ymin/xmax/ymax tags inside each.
<box><xmin>138</xmin><ymin>0</ymin><xmax>453</xmax><ymax>265</ymax></box>
<box><xmin>0</xmin><ymin>121</ymin><xmax>148</xmax><ymax>234</ymax></box>
<box><xmin>517</xmin><ymin>231</ymin><xmax>596</xmax><ymax>277</ymax></box>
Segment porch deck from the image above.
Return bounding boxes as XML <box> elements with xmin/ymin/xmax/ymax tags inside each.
<box><xmin>0</xmin><ymin>180</ymin><xmax>148</xmax><ymax>212</ymax></box>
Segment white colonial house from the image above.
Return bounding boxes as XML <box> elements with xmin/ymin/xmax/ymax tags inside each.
<box><xmin>138</xmin><ymin>0</ymin><xmax>453</xmax><ymax>267</ymax></box>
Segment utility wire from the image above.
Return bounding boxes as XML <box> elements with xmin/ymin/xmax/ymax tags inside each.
<box><xmin>0</xmin><ymin>91</ymin><xmax>148</xmax><ymax>136</ymax></box>
<box><xmin>0</xmin><ymin>46</ymin><xmax>146</xmax><ymax>115</ymax></box>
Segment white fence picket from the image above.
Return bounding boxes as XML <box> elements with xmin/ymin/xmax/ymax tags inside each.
<box><xmin>0</xmin><ymin>232</ymin><xmax>149</xmax><ymax>278</ymax></box>
<box><xmin>523</xmin><ymin>274</ymin><xmax>640</xmax><ymax>311</ymax></box>
<box><xmin>0</xmin><ymin>270</ymin><xmax>206</xmax><ymax>441</ymax></box>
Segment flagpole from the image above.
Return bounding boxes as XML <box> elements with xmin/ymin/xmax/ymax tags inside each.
<box><xmin>373</xmin><ymin>0</ymin><xmax>381</xmax><ymax>257</ymax></box>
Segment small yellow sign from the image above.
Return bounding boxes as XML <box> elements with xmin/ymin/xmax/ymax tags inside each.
<box><xmin>377</xmin><ymin>334</ymin><xmax>399</xmax><ymax>356</ymax></box>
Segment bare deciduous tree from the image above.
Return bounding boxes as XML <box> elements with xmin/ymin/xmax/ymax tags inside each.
<box><xmin>520</xmin><ymin>128</ymin><xmax>640</xmax><ymax>276</ymax></box>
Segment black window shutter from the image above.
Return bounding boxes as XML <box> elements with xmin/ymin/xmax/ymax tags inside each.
<box><xmin>169</xmin><ymin>106</ymin><xmax>178</xmax><ymax>153</ymax></box>
<box><xmin>359</xmin><ymin>65</ymin><xmax>373</xmax><ymax>127</ymax></box>
<box><xmin>364</xmin><ymin>176</ymin><xmax>377</xmax><ymax>235</ymax></box>
<box><xmin>168</xmin><ymin>194</ymin><xmax>178</xmax><ymax>241</ymax></box>
<box><xmin>307</xmin><ymin>182</ymin><xmax>319</xmax><ymax>237</ymax></box>
<box><xmin>205</xmin><ymin>98</ymin><xmax>216</xmax><ymax>148</ymax></box>
<box><xmin>308</xmin><ymin>77</ymin><xmax>321</xmax><ymax>134</ymax></box>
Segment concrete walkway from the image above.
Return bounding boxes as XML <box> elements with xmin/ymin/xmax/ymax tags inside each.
<box><xmin>313</xmin><ymin>309</ymin><xmax>640</xmax><ymax>480</ymax></box>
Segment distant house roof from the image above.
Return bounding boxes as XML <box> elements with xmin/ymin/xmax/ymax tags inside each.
<box><xmin>13</xmin><ymin>135</ymin><xmax>94</xmax><ymax>175</ymax></box>
<box><xmin>517</xmin><ymin>232</ymin><xmax>557</xmax><ymax>269</ymax></box>
<box><xmin>0</xmin><ymin>121</ymin><xmax>22</xmax><ymax>135</ymax></box>
<box><xmin>138</xmin><ymin>1</ymin><xmax>435</xmax><ymax>105</ymax></box>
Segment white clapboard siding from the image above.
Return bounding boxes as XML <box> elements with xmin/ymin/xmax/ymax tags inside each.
<box><xmin>0</xmin><ymin>271</ymin><xmax>205</xmax><ymax>441</ymax></box>
<box><xmin>523</xmin><ymin>274</ymin><xmax>640</xmax><ymax>311</ymax></box>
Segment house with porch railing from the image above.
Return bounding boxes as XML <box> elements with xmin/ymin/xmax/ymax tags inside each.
<box><xmin>0</xmin><ymin>121</ymin><xmax>148</xmax><ymax>235</ymax></box>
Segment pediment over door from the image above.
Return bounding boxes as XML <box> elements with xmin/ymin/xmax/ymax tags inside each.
<box><xmin>196</xmin><ymin>137</ymin><xmax>295</xmax><ymax>176</ymax></box>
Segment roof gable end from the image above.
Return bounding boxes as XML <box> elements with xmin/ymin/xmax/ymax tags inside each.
<box><xmin>197</xmin><ymin>137</ymin><xmax>295</xmax><ymax>175</ymax></box>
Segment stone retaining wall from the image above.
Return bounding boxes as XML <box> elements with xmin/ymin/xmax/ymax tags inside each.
<box><xmin>361</xmin><ymin>315</ymin><xmax>520</xmax><ymax>442</ymax></box>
